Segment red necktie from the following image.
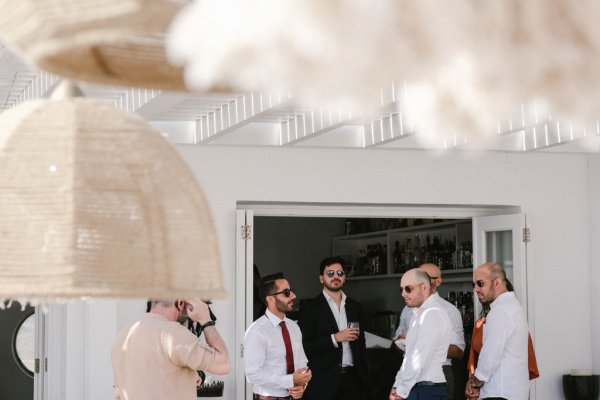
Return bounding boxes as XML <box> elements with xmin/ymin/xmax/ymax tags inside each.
<box><xmin>280</xmin><ymin>321</ymin><xmax>294</xmax><ymax>374</ymax></box>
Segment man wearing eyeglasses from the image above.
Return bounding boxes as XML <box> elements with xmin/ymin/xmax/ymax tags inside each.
<box><xmin>297</xmin><ymin>256</ymin><xmax>368</xmax><ymax>400</ymax></box>
<box><xmin>111</xmin><ymin>299</ymin><xmax>230</xmax><ymax>400</ymax></box>
<box><xmin>243</xmin><ymin>272</ymin><xmax>312</xmax><ymax>400</ymax></box>
<box><xmin>394</xmin><ymin>263</ymin><xmax>465</xmax><ymax>399</ymax></box>
<box><xmin>465</xmin><ymin>263</ymin><xmax>529</xmax><ymax>400</ymax></box>
<box><xmin>390</xmin><ymin>268</ymin><xmax>451</xmax><ymax>400</ymax></box>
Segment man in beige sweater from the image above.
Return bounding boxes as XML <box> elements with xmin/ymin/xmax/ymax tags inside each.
<box><xmin>112</xmin><ymin>299</ymin><xmax>229</xmax><ymax>400</ymax></box>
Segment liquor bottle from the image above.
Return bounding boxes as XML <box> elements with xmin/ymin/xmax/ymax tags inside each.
<box><xmin>373</xmin><ymin>243</ymin><xmax>381</xmax><ymax>274</ymax></box>
<box><xmin>412</xmin><ymin>235</ymin><xmax>423</xmax><ymax>267</ymax></box>
<box><xmin>402</xmin><ymin>238</ymin><xmax>413</xmax><ymax>272</ymax></box>
<box><xmin>393</xmin><ymin>241</ymin><xmax>402</xmax><ymax>273</ymax></box>
<box><xmin>381</xmin><ymin>244</ymin><xmax>388</xmax><ymax>274</ymax></box>
<box><xmin>423</xmin><ymin>233</ymin><xmax>432</xmax><ymax>263</ymax></box>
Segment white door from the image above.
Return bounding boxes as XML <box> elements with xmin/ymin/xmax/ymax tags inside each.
<box><xmin>472</xmin><ymin>213</ymin><xmax>530</xmax><ymax>316</ymax></box>
<box><xmin>472</xmin><ymin>213</ymin><xmax>535</xmax><ymax>399</ymax></box>
<box><xmin>236</xmin><ymin>209</ymin><xmax>254</xmax><ymax>400</ymax></box>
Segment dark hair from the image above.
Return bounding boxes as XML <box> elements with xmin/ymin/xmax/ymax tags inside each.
<box><xmin>506</xmin><ymin>278</ymin><xmax>514</xmax><ymax>292</ymax></box>
<box><xmin>147</xmin><ymin>299</ymin><xmax>180</xmax><ymax>312</ymax></box>
<box><xmin>258</xmin><ymin>272</ymin><xmax>285</xmax><ymax>305</ymax></box>
<box><xmin>319</xmin><ymin>256</ymin><xmax>346</xmax><ymax>275</ymax></box>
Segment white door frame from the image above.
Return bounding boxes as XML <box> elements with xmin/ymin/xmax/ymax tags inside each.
<box><xmin>235</xmin><ymin>201</ymin><xmax>522</xmax><ymax>400</ymax></box>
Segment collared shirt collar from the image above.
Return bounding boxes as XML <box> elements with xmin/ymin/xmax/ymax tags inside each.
<box><xmin>265</xmin><ymin>308</ymin><xmax>286</xmax><ymax>326</ymax></box>
<box><xmin>323</xmin><ymin>289</ymin><xmax>346</xmax><ymax>306</ymax></box>
<box><xmin>414</xmin><ymin>292</ymin><xmax>437</xmax><ymax>315</ymax></box>
<box><xmin>490</xmin><ymin>291</ymin><xmax>513</xmax><ymax>309</ymax></box>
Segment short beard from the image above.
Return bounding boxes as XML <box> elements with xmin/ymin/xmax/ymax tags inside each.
<box><xmin>275</xmin><ymin>297</ymin><xmax>293</xmax><ymax>313</ymax></box>
<box><xmin>176</xmin><ymin>309</ymin><xmax>188</xmax><ymax>325</ymax></box>
<box><xmin>324</xmin><ymin>281</ymin><xmax>343</xmax><ymax>292</ymax></box>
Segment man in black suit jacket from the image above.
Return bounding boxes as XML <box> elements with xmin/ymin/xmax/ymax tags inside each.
<box><xmin>298</xmin><ymin>256</ymin><xmax>368</xmax><ymax>400</ymax></box>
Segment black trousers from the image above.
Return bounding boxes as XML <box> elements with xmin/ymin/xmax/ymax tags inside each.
<box><xmin>333</xmin><ymin>367</ymin><xmax>365</xmax><ymax>400</ymax></box>
<box><xmin>442</xmin><ymin>364</ymin><xmax>454</xmax><ymax>400</ymax></box>
<box><xmin>406</xmin><ymin>384</ymin><xmax>447</xmax><ymax>400</ymax></box>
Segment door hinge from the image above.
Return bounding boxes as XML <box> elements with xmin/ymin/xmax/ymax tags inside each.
<box><xmin>241</xmin><ymin>224</ymin><xmax>252</xmax><ymax>240</ymax></box>
<box><xmin>35</xmin><ymin>358</ymin><xmax>40</xmax><ymax>374</ymax></box>
<box><xmin>240</xmin><ymin>343</ymin><xmax>244</xmax><ymax>358</ymax></box>
<box><xmin>45</xmin><ymin>357</ymin><xmax>48</xmax><ymax>372</ymax></box>
<box><xmin>522</xmin><ymin>227</ymin><xmax>531</xmax><ymax>243</ymax></box>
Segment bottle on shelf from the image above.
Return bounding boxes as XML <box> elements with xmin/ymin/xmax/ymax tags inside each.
<box><xmin>392</xmin><ymin>241</ymin><xmax>402</xmax><ymax>273</ymax></box>
<box><xmin>402</xmin><ymin>238</ymin><xmax>413</xmax><ymax>272</ymax></box>
<box><xmin>412</xmin><ymin>235</ymin><xmax>423</xmax><ymax>268</ymax></box>
<box><xmin>381</xmin><ymin>244</ymin><xmax>388</xmax><ymax>274</ymax></box>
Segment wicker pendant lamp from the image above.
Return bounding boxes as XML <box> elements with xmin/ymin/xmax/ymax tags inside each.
<box><xmin>0</xmin><ymin>81</ymin><xmax>225</xmax><ymax>303</ymax></box>
<box><xmin>0</xmin><ymin>0</ymin><xmax>186</xmax><ymax>91</ymax></box>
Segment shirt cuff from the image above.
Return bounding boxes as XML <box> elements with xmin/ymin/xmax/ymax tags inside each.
<box><xmin>331</xmin><ymin>334</ymin><xmax>338</xmax><ymax>347</ymax></box>
<box><xmin>473</xmin><ymin>371</ymin><xmax>487</xmax><ymax>383</ymax></box>
<box><xmin>392</xmin><ymin>379</ymin><xmax>410</xmax><ymax>399</ymax></box>
<box><xmin>281</xmin><ymin>374</ymin><xmax>294</xmax><ymax>389</ymax></box>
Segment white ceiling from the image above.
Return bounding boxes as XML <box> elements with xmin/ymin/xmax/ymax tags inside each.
<box><xmin>2</xmin><ymin>44</ymin><xmax>599</xmax><ymax>154</ymax></box>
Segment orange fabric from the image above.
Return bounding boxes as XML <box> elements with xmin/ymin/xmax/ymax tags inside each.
<box><xmin>467</xmin><ymin>316</ymin><xmax>539</xmax><ymax>380</ymax></box>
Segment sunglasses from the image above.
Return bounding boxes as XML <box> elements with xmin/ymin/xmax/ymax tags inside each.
<box><xmin>399</xmin><ymin>284</ymin><xmax>422</xmax><ymax>294</ymax></box>
<box><xmin>269</xmin><ymin>288</ymin><xmax>294</xmax><ymax>297</ymax></box>
<box><xmin>325</xmin><ymin>270</ymin><xmax>346</xmax><ymax>278</ymax></box>
<box><xmin>472</xmin><ymin>279</ymin><xmax>493</xmax><ymax>288</ymax></box>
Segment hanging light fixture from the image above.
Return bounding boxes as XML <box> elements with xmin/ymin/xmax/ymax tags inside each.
<box><xmin>0</xmin><ymin>0</ymin><xmax>187</xmax><ymax>91</ymax></box>
<box><xmin>0</xmin><ymin>81</ymin><xmax>225</xmax><ymax>304</ymax></box>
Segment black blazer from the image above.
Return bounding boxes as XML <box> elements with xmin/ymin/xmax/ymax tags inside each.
<box><xmin>298</xmin><ymin>293</ymin><xmax>368</xmax><ymax>400</ymax></box>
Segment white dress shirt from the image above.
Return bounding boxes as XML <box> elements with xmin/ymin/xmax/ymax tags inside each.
<box><xmin>475</xmin><ymin>291</ymin><xmax>529</xmax><ymax>400</ymax></box>
<box><xmin>435</xmin><ymin>293</ymin><xmax>465</xmax><ymax>365</ymax></box>
<box><xmin>323</xmin><ymin>290</ymin><xmax>354</xmax><ymax>367</ymax></box>
<box><xmin>395</xmin><ymin>305</ymin><xmax>412</xmax><ymax>338</ymax></box>
<box><xmin>395</xmin><ymin>293</ymin><xmax>465</xmax><ymax>366</ymax></box>
<box><xmin>393</xmin><ymin>294</ymin><xmax>451</xmax><ymax>399</ymax></box>
<box><xmin>243</xmin><ymin>309</ymin><xmax>309</xmax><ymax>397</ymax></box>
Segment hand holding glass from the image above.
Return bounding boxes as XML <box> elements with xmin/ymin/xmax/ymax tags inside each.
<box><xmin>348</xmin><ymin>321</ymin><xmax>360</xmax><ymax>330</ymax></box>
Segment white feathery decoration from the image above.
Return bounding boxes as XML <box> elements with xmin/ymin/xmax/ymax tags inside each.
<box><xmin>167</xmin><ymin>0</ymin><xmax>600</xmax><ymax>147</ymax></box>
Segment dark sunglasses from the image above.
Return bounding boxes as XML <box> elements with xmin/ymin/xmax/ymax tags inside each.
<box><xmin>399</xmin><ymin>284</ymin><xmax>421</xmax><ymax>294</ymax></box>
<box><xmin>269</xmin><ymin>288</ymin><xmax>294</xmax><ymax>297</ymax></box>
<box><xmin>472</xmin><ymin>279</ymin><xmax>493</xmax><ymax>288</ymax></box>
<box><xmin>325</xmin><ymin>270</ymin><xmax>346</xmax><ymax>278</ymax></box>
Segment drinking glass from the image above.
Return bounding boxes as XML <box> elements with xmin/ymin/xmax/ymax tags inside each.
<box><xmin>348</xmin><ymin>321</ymin><xmax>360</xmax><ymax>330</ymax></box>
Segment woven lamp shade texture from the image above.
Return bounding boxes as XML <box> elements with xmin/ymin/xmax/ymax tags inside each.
<box><xmin>0</xmin><ymin>0</ymin><xmax>186</xmax><ymax>91</ymax></box>
<box><xmin>0</xmin><ymin>97</ymin><xmax>225</xmax><ymax>301</ymax></box>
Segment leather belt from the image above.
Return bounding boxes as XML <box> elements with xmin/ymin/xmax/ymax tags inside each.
<box><xmin>253</xmin><ymin>395</ymin><xmax>292</xmax><ymax>400</ymax></box>
<box><xmin>340</xmin><ymin>365</ymin><xmax>355</xmax><ymax>374</ymax></box>
<box><xmin>414</xmin><ymin>381</ymin><xmax>446</xmax><ymax>387</ymax></box>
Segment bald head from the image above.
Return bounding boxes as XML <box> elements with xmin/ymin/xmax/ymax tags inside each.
<box><xmin>400</xmin><ymin>268</ymin><xmax>433</xmax><ymax>308</ymax></box>
<box><xmin>419</xmin><ymin>263</ymin><xmax>441</xmax><ymax>292</ymax></box>
<box><xmin>475</xmin><ymin>262</ymin><xmax>507</xmax><ymax>282</ymax></box>
<box><xmin>474</xmin><ymin>262</ymin><xmax>508</xmax><ymax>304</ymax></box>
<box><xmin>403</xmin><ymin>268</ymin><xmax>431</xmax><ymax>285</ymax></box>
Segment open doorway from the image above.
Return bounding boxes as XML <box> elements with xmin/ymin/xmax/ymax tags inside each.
<box><xmin>252</xmin><ymin>216</ymin><xmax>474</xmax><ymax>400</ymax></box>
<box><xmin>235</xmin><ymin>203</ymin><xmax>529</xmax><ymax>400</ymax></box>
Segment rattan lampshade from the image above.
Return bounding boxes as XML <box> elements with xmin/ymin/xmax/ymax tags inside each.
<box><xmin>0</xmin><ymin>0</ymin><xmax>186</xmax><ymax>91</ymax></box>
<box><xmin>0</xmin><ymin>83</ymin><xmax>225</xmax><ymax>302</ymax></box>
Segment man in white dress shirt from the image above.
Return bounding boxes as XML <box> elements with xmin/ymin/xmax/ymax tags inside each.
<box><xmin>394</xmin><ymin>264</ymin><xmax>465</xmax><ymax>399</ymax></box>
<box><xmin>466</xmin><ymin>263</ymin><xmax>529</xmax><ymax>400</ymax></box>
<box><xmin>244</xmin><ymin>272</ymin><xmax>312</xmax><ymax>400</ymax></box>
<box><xmin>390</xmin><ymin>268</ymin><xmax>451</xmax><ymax>400</ymax></box>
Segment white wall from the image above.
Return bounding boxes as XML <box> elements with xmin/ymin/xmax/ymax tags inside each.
<box><xmin>73</xmin><ymin>146</ymin><xmax>593</xmax><ymax>400</ymax></box>
<box><xmin>589</xmin><ymin>155</ymin><xmax>600</xmax><ymax>374</ymax></box>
